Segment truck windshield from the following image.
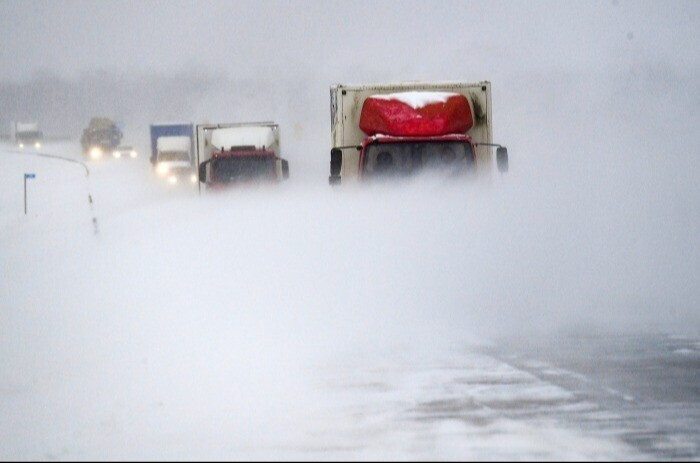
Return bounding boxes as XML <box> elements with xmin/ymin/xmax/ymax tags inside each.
<box><xmin>16</xmin><ymin>131</ymin><xmax>42</xmax><ymax>140</ymax></box>
<box><xmin>90</xmin><ymin>130</ymin><xmax>120</xmax><ymax>145</ymax></box>
<box><xmin>212</xmin><ymin>156</ymin><xmax>275</xmax><ymax>183</ymax></box>
<box><xmin>363</xmin><ymin>141</ymin><xmax>475</xmax><ymax>179</ymax></box>
<box><xmin>158</xmin><ymin>151</ymin><xmax>190</xmax><ymax>162</ymax></box>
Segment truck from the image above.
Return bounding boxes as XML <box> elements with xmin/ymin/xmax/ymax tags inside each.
<box><xmin>149</xmin><ymin>123</ymin><xmax>196</xmax><ymax>184</ymax></box>
<box><xmin>11</xmin><ymin>121</ymin><xmax>43</xmax><ymax>149</ymax></box>
<box><xmin>196</xmin><ymin>122</ymin><xmax>290</xmax><ymax>191</ymax></box>
<box><xmin>328</xmin><ymin>81</ymin><xmax>508</xmax><ymax>185</ymax></box>
<box><xmin>81</xmin><ymin>117</ymin><xmax>123</xmax><ymax>160</ymax></box>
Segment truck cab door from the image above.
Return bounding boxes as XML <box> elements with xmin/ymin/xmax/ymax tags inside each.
<box><xmin>281</xmin><ymin>159</ymin><xmax>290</xmax><ymax>180</ymax></box>
<box><xmin>198</xmin><ymin>159</ymin><xmax>212</xmax><ymax>184</ymax></box>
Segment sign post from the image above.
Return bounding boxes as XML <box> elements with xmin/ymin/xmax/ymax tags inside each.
<box><xmin>24</xmin><ymin>173</ymin><xmax>35</xmax><ymax>215</ymax></box>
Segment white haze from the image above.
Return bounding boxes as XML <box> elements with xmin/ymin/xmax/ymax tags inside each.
<box><xmin>1</xmin><ymin>0</ymin><xmax>699</xmax><ymax>459</ymax></box>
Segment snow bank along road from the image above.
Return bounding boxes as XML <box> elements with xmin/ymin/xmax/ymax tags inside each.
<box><xmin>1</xmin><ymin>142</ymin><xmax>698</xmax><ymax>460</ymax></box>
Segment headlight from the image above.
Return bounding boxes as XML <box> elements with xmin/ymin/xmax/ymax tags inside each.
<box><xmin>130</xmin><ymin>150</ymin><xmax>137</xmax><ymax>158</ymax></box>
<box><xmin>190</xmin><ymin>174</ymin><xmax>198</xmax><ymax>183</ymax></box>
<box><xmin>113</xmin><ymin>150</ymin><xmax>122</xmax><ymax>158</ymax></box>
<box><xmin>18</xmin><ymin>143</ymin><xmax>24</xmax><ymax>148</ymax></box>
<box><xmin>168</xmin><ymin>176</ymin><xmax>178</xmax><ymax>184</ymax></box>
<box><xmin>156</xmin><ymin>164</ymin><xmax>169</xmax><ymax>175</ymax></box>
<box><xmin>89</xmin><ymin>147</ymin><xmax>103</xmax><ymax>159</ymax></box>
<box><xmin>34</xmin><ymin>142</ymin><xmax>41</xmax><ymax>149</ymax></box>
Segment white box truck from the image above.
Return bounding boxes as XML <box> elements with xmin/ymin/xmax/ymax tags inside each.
<box><xmin>11</xmin><ymin>121</ymin><xmax>43</xmax><ymax>149</ymax></box>
<box><xmin>150</xmin><ymin>123</ymin><xmax>196</xmax><ymax>184</ymax></box>
<box><xmin>328</xmin><ymin>81</ymin><xmax>508</xmax><ymax>185</ymax></box>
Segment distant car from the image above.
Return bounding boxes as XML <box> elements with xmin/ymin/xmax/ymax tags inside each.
<box><xmin>111</xmin><ymin>145</ymin><xmax>138</xmax><ymax>159</ymax></box>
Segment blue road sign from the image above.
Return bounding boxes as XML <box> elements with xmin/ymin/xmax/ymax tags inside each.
<box><xmin>25</xmin><ymin>173</ymin><xmax>36</xmax><ymax>179</ymax></box>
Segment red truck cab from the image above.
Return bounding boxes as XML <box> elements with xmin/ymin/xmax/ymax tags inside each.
<box><xmin>197</xmin><ymin>123</ymin><xmax>289</xmax><ymax>191</ymax></box>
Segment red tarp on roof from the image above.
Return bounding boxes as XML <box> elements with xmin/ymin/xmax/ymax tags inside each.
<box><xmin>359</xmin><ymin>93</ymin><xmax>473</xmax><ymax>137</ymax></box>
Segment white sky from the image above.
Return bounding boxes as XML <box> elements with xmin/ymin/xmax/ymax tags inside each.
<box><xmin>0</xmin><ymin>0</ymin><xmax>698</xmax><ymax>82</ymax></box>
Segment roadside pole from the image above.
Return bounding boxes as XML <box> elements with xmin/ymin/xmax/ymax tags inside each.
<box><xmin>24</xmin><ymin>173</ymin><xmax>36</xmax><ymax>215</ymax></box>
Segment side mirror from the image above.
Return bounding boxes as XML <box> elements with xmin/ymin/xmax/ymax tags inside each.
<box><xmin>330</xmin><ymin>148</ymin><xmax>342</xmax><ymax>176</ymax></box>
<box><xmin>281</xmin><ymin>159</ymin><xmax>290</xmax><ymax>180</ymax></box>
<box><xmin>497</xmin><ymin>147</ymin><xmax>509</xmax><ymax>173</ymax></box>
<box><xmin>198</xmin><ymin>160</ymin><xmax>208</xmax><ymax>183</ymax></box>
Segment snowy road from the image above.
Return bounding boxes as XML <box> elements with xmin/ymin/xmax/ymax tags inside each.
<box><xmin>489</xmin><ymin>333</ymin><xmax>700</xmax><ymax>460</ymax></box>
<box><xmin>1</xmin><ymin>142</ymin><xmax>698</xmax><ymax>460</ymax></box>
<box><xmin>304</xmin><ymin>333</ymin><xmax>700</xmax><ymax>460</ymax></box>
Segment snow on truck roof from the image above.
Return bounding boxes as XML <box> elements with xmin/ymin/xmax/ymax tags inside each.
<box><xmin>371</xmin><ymin>91</ymin><xmax>460</xmax><ymax>110</ymax></box>
<box><xmin>211</xmin><ymin>126</ymin><xmax>276</xmax><ymax>150</ymax></box>
<box><xmin>157</xmin><ymin>136</ymin><xmax>191</xmax><ymax>151</ymax></box>
<box><xmin>16</xmin><ymin>122</ymin><xmax>39</xmax><ymax>131</ymax></box>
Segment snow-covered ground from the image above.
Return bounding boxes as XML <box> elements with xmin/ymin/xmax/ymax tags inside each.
<box><xmin>1</xmin><ymin>141</ymin><xmax>698</xmax><ymax>460</ymax></box>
